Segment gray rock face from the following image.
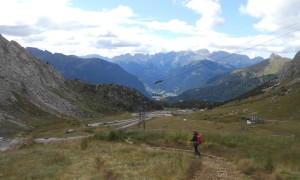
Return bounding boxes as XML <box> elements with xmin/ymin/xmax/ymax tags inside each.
<box><xmin>0</xmin><ymin>34</ymin><xmax>78</xmax><ymax>117</ymax></box>
<box><xmin>279</xmin><ymin>51</ymin><xmax>300</xmax><ymax>82</ymax></box>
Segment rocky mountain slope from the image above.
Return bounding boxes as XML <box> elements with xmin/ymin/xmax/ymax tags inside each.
<box><xmin>279</xmin><ymin>51</ymin><xmax>300</xmax><ymax>82</ymax></box>
<box><xmin>26</xmin><ymin>47</ymin><xmax>149</xmax><ymax>96</ymax></box>
<box><xmin>0</xmin><ymin>35</ymin><xmax>78</xmax><ymax>116</ymax></box>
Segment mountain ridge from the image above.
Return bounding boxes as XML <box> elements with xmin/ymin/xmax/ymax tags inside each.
<box><xmin>26</xmin><ymin>47</ymin><xmax>149</xmax><ymax>96</ymax></box>
<box><xmin>107</xmin><ymin>50</ymin><xmax>263</xmax><ymax>93</ymax></box>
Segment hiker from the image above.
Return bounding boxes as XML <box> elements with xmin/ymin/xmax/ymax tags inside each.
<box><xmin>191</xmin><ymin>131</ymin><xmax>201</xmax><ymax>157</ymax></box>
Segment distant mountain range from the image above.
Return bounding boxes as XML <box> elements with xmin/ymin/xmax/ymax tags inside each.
<box><xmin>173</xmin><ymin>53</ymin><xmax>290</xmax><ymax>102</ymax></box>
<box><xmin>161</xmin><ymin>60</ymin><xmax>236</xmax><ymax>92</ymax></box>
<box><xmin>84</xmin><ymin>50</ymin><xmax>263</xmax><ymax>94</ymax></box>
<box><xmin>26</xmin><ymin>48</ymin><xmax>149</xmax><ymax>96</ymax></box>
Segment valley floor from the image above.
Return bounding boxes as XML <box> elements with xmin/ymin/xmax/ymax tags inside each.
<box><xmin>1</xmin><ymin>106</ymin><xmax>300</xmax><ymax>179</ymax></box>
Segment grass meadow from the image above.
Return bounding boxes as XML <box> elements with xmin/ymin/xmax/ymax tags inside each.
<box><xmin>1</xmin><ymin>82</ymin><xmax>300</xmax><ymax>179</ymax></box>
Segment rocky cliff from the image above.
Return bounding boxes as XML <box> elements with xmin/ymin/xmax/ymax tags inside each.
<box><xmin>279</xmin><ymin>51</ymin><xmax>300</xmax><ymax>82</ymax></box>
<box><xmin>0</xmin><ymin>34</ymin><xmax>78</xmax><ymax>118</ymax></box>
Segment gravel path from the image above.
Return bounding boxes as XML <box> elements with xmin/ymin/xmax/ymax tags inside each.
<box><xmin>139</xmin><ymin>144</ymin><xmax>248</xmax><ymax>180</ymax></box>
<box><xmin>192</xmin><ymin>156</ymin><xmax>248</xmax><ymax>180</ymax></box>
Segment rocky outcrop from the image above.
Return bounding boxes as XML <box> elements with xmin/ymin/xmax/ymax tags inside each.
<box><xmin>279</xmin><ymin>51</ymin><xmax>300</xmax><ymax>82</ymax></box>
<box><xmin>0</xmin><ymin>34</ymin><xmax>78</xmax><ymax>117</ymax></box>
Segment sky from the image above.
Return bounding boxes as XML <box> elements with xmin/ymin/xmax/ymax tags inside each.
<box><xmin>0</xmin><ymin>0</ymin><xmax>300</xmax><ymax>58</ymax></box>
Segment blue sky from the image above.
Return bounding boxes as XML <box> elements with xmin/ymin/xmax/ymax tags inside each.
<box><xmin>71</xmin><ymin>0</ymin><xmax>257</xmax><ymax>36</ymax></box>
<box><xmin>0</xmin><ymin>0</ymin><xmax>299</xmax><ymax>58</ymax></box>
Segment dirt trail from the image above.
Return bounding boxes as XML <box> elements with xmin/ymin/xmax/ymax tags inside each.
<box><xmin>140</xmin><ymin>144</ymin><xmax>247</xmax><ymax>180</ymax></box>
<box><xmin>191</xmin><ymin>156</ymin><xmax>248</xmax><ymax>180</ymax></box>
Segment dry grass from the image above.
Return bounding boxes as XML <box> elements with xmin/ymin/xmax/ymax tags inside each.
<box><xmin>3</xmin><ymin>81</ymin><xmax>300</xmax><ymax>179</ymax></box>
<box><xmin>0</xmin><ymin>138</ymin><xmax>194</xmax><ymax>179</ymax></box>
<box><xmin>237</xmin><ymin>158</ymin><xmax>258</xmax><ymax>175</ymax></box>
<box><xmin>136</xmin><ymin>112</ymin><xmax>300</xmax><ymax>179</ymax></box>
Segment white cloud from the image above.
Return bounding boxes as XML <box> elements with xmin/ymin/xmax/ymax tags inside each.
<box><xmin>146</xmin><ymin>19</ymin><xmax>190</xmax><ymax>34</ymax></box>
<box><xmin>0</xmin><ymin>0</ymin><xmax>299</xmax><ymax>58</ymax></box>
<box><xmin>185</xmin><ymin>0</ymin><xmax>224</xmax><ymax>29</ymax></box>
<box><xmin>0</xmin><ymin>0</ymin><xmax>138</xmax><ymax>57</ymax></box>
<box><xmin>238</xmin><ymin>0</ymin><xmax>300</xmax><ymax>56</ymax></box>
<box><xmin>240</xmin><ymin>0</ymin><xmax>300</xmax><ymax>32</ymax></box>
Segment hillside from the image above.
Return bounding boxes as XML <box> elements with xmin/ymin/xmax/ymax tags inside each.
<box><xmin>0</xmin><ymin>35</ymin><xmax>160</xmax><ymax>137</ymax></box>
<box><xmin>26</xmin><ymin>47</ymin><xmax>149</xmax><ymax>96</ymax></box>
<box><xmin>176</xmin><ymin>54</ymin><xmax>289</xmax><ymax>102</ymax></box>
<box><xmin>68</xmin><ymin>80</ymin><xmax>162</xmax><ymax>113</ymax></box>
<box><xmin>217</xmin><ymin>51</ymin><xmax>300</xmax><ymax>120</ymax></box>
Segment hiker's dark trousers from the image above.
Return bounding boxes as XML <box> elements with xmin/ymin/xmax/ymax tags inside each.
<box><xmin>193</xmin><ymin>143</ymin><xmax>200</xmax><ymax>156</ymax></box>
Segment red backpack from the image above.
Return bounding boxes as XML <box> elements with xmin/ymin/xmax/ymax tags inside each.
<box><xmin>197</xmin><ymin>133</ymin><xmax>202</xmax><ymax>143</ymax></box>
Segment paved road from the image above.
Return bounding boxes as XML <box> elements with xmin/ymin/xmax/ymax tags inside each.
<box><xmin>34</xmin><ymin>135</ymin><xmax>89</xmax><ymax>143</ymax></box>
<box><xmin>0</xmin><ymin>111</ymin><xmax>178</xmax><ymax>151</ymax></box>
<box><xmin>87</xmin><ymin>111</ymin><xmax>173</xmax><ymax>130</ymax></box>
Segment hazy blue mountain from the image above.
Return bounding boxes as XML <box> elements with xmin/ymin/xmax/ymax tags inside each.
<box><xmin>161</xmin><ymin>60</ymin><xmax>236</xmax><ymax>93</ymax></box>
<box><xmin>110</xmin><ymin>50</ymin><xmax>262</xmax><ymax>93</ymax></box>
<box><xmin>81</xmin><ymin>54</ymin><xmax>110</xmax><ymax>61</ymax></box>
<box><xmin>174</xmin><ymin>54</ymin><xmax>289</xmax><ymax>102</ymax></box>
<box><xmin>209</xmin><ymin>51</ymin><xmax>264</xmax><ymax>68</ymax></box>
<box><xmin>112</xmin><ymin>52</ymin><xmax>177</xmax><ymax>85</ymax></box>
<box><xmin>26</xmin><ymin>47</ymin><xmax>149</xmax><ymax>96</ymax></box>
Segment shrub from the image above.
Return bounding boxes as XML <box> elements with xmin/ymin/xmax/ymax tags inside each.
<box><xmin>107</xmin><ymin>130</ymin><xmax>126</xmax><ymax>141</ymax></box>
<box><xmin>238</xmin><ymin>158</ymin><xmax>258</xmax><ymax>175</ymax></box>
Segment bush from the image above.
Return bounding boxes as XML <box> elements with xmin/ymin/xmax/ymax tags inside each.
<box><xmin>107</xmin><ymin>130</ymin><xmax>126</xmax><ymax>141</ymax></box>
<box><xmin>238</xmin><ymin>158</ymin><xmax>258</xmax><ymax>175</ymax></box>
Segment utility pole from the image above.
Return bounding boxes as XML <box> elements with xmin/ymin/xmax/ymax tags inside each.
<box><xmin>143</xmin><ymin>101</ymin><xmax>147</xmax><ymax>131</ymax></box>
<box><xmin>138</xmin><ymin>101</ymin><xmax>147</xmax><ymax>131</ymax></box>
<box><xmin>139</xmin><ymin>106</ymin><xmax>143</xmax><ymax>129</ymax></box>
